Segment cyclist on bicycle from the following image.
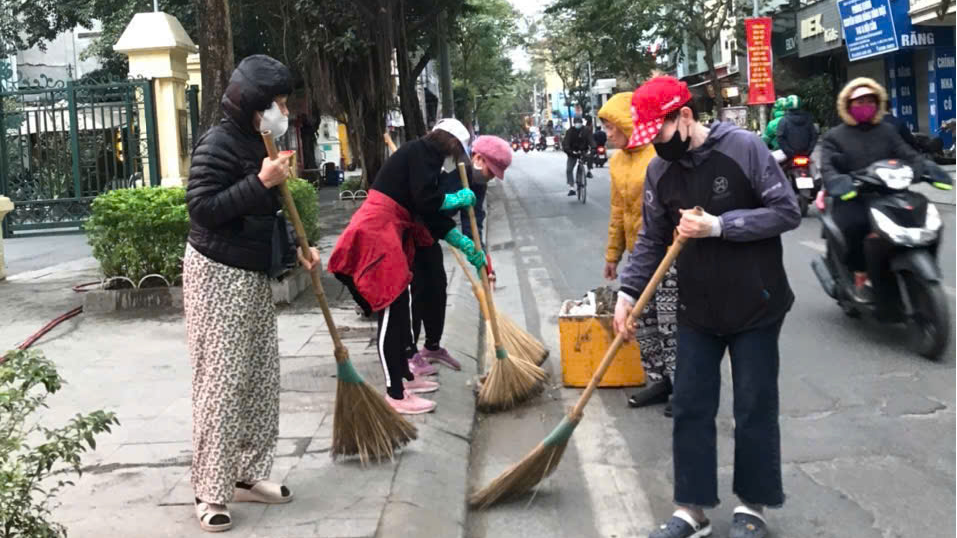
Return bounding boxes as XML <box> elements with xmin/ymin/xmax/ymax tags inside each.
<box><xmin>564</xmin><ymin>117</ymin><xmax>592</xmax><ymax>196</ymax></box>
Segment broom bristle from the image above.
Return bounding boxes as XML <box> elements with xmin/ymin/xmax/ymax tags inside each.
<box><xmin>477</xmin><ymin>337</ymin><xmax>547</xmax><ymax>412</ymax></box>
<box><xmin>469</xmin><ymin>438</ymin><xmax>570</xmax><ymax>508</ymax></box>
<box><xmin>332</xmin><ymin>379</ymin><xmax>417</xmax><ymax>464</ymax></box>
<box><xmin>498</xmin><ymin>314</ymin><xmax>549</xmax><ymax>366</ymax></box>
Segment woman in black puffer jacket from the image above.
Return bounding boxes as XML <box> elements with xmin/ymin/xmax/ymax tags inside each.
<box><xmin>183</xmin><ymin>54</ymin><xmax>318</xmax><ymax>533</ymax></box>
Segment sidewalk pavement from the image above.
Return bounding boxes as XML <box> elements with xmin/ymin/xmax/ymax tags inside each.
<box><xmin>0</xmin><ymin>188</ymin><xmax>484</xmax><ymax>538</ymax></box>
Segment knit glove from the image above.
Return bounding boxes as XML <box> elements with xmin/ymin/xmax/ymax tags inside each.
<box><xmin>439</xmin><ymin>188</ymin><xmax>476</xmax><ymax>211</ymax></box>
<box><xmin>825</xmin><ymin>174</ymin><xmax>857</xmax><ymax>201</ymax></box>
<box><xmin>444</xmin><ymin>228</ymin><xmax>486</xmax><ymax>270</ymax></box>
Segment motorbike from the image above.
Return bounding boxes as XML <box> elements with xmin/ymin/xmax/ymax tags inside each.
<box><xmin>783</xmin><ymin>155</ymin><xmax>817</xmax><ymax>217</ymax></box>
<box><xmin>536</xmin><ymin>137</ymin><xmax>547</xmax><ymax>151</ymax></box>
<box><xmin>913</xmin><ymin>119</ymin><xmax>956</xmax><ymax>165</ymax></box>
<box><xmin>521</xmin><ymin>139</ymin><xmax>531</xmax><ymax>153</ymax></box>
<box><xmin>811</xmin><ymin>159</ymin><xmax>951</xmax><ymax>359</ymax></box>
<box><xmin>590</xmin><ymin>145</ymin><xmax>607</xmax><ymax>168</ymax></box>
<box><xmin>553</xmin><ymin>135</ymin><xmax>562</xmax><ymax>151</ymax></box>
<box><xmin>511</xmin><ymin>138</ymin><xmax>520</xmax><ymax>152</ymax></box>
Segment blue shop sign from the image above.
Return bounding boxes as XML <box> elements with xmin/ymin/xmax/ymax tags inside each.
<box><xmin>889</xmin><ymin>0</ymin><xmax>955</xmax><ymax>49</ymax></box>
<box><xmin>837</xmin><ymin>0</ymin><xmax>899</xmax><ymax>61</ymax></box>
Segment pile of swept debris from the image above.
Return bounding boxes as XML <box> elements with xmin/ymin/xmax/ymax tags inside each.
<box><xmin>559</xmin><ymin>285</ymin><xmax>618</xmax><ymax>317</ymax></box>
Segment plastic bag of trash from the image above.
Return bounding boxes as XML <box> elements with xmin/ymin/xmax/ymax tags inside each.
<box><xmin>559</xmin><ymin>285</ymin><xmax>617</xmax><ymax>317</ymax></box>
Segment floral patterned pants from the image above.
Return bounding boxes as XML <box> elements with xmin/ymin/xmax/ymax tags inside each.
<box><xmin>183</xmin><ymin>244</ymin><xmax>280</xmax><ymax>505</ymax></box>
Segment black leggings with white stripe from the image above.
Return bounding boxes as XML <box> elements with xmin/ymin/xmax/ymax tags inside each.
<box><xmin>335</xmin><ymin>274</ymin><xmax>416</xmax><ymax>400</ymax></box>
<box><xmin>376</xmin><ymin>287</ymin><xmax>416</xmax><ymax>399</ymax></box>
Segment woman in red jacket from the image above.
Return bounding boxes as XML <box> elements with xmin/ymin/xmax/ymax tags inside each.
<box><xmin>328</xmin><ymin>119</ymin><xmax>485</xmax><ymax>414</ymax></box>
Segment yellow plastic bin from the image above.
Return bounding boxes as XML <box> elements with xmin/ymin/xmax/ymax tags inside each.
<box><xmin>559</xmin><ymin>300</ymin><xmax>645</xmax><ymax>388</ymax></box>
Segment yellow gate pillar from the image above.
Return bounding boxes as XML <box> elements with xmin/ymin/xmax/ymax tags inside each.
<box><xmin>114</xmin><ymin>12</ymin><xmax>198</xmax><ymax>187</ymax></box>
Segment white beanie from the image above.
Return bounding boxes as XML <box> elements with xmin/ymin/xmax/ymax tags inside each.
<box><xmin>432</xmin><ymin>118</ymin><xmax>471</xmax><ymax>156</ymax></box>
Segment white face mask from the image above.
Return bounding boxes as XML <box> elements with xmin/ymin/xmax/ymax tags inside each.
<box><xmin>442</xmin><ymin>156</ymin><xmax>456</xmax><ymax>173</ymax></box>
<box><xmin>260</xmin><ymin>101</ymin><xmax>288</xmax><ymax>138</ymax></box>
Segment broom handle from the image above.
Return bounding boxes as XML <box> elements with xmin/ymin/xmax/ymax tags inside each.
<box><xmin>570</xmin><ymin>223</ymin><xmax>696</xmax><ymax>419</ymax></box>
<box><xmin>262</xmin><ymin>133</ymin><xmax>349</xmax><ymax>362</ymax></box>
<box><xmin>456</xmin><ymin>162</ymin><xmax>506</xmax><ymax>352</ymax></box>
<box><xmin>450</xmin><ymin>247</ymin><xmax>492</xmax><ymax>321</ymax></box>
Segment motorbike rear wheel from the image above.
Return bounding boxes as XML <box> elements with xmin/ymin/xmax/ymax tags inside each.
<box><xmin>905</xmin><ymin>273</ymin><xmax>951</xmax><ymax>360</ymax></box>
<box><xmin>798</xmin><ymin>195</ymin><xmax>809</xmax><ymax>218</ymax></box>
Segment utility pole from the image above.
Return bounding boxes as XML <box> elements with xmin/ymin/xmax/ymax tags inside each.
<box><xmin>437</xmin><ymin>9</ymin><xmax>454</xmax><ymax>119</ymax></box>
<box><xmin>587</xmin><ymin>61</ymin><xmax>596</xmax><ymax>124</ymax></box>
<box><xmin>753</xmin><ymin>0</ymin><xmax>767</xmax><ymax>133</ymax></box>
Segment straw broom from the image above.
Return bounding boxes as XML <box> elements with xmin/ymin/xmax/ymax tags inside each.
<box><xmin>262</xmin><ymin>133</ymin><xmax>416</xmax><ymax>464</ymax></box>
<box><xmin>469</xmin><ymin>222</ymin><xmax>695</xmax><ymax>508</ymax></box>
<box><xmin>455</xmin><ymin>163</ymin><xmax>546</xmax><ymax>411</ymax></box>
<box><xmin>449</xmin><ymin>248</ymin><xmax>548</xmax><ymax>368</ymax></box>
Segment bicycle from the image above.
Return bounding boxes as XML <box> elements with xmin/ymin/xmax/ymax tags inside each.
<box><xmin>574</xmin><ymin>151</ymin><xmax>587</xmax><ymax>204</ymax></box>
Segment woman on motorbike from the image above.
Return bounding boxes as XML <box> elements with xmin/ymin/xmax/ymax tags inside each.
<box><xmin>817</xmin><ymin>77</ymin><xmax>928</xmax><ymax>301</ymax></box>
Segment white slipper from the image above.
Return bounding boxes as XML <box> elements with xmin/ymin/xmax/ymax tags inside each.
<box><xmin>195</xmin><ymin>501</ymin><xmax>232</xmax><ymax>533</ymax></box>
<box><xmin>233</xmin><ymin>481</ymin><xmax>294</xmax><ymax>504</ymax></box>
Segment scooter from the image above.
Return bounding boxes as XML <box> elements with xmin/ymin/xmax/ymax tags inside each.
<box><xmin>590</xmin><ymin>145</ymin><xmax>607</xmax><ymax>168</ymax></box>
<box><xmin>783</xmin><ymin>155</ymin><xmax>816</xmax><ymax>217</ymax></box>
<box><xmin>553</xmin><ymin>135</ymin><xmax>562</xmax><ymax>151</ymax></box>
<box><xmin>511</xmin><ymin>138</ymin><xmax>520</xmax><ymax>152</ymax></box>
<box><xmin>521</xmin><ymin>139</ymin><xmax>531</xmax><ymax>153</ymax></box>
<box><xmin>536</xmin><ymin>137</ymin><xmax>547</xmax><ymax>151</ymax></box>
<box><xmin>913</xmin><ymin>119</ymin><xmax>956</xmax><ymax>165</ymax></box>
<box><xmin>811</xmin><ymin>159</ymin><xmax>951</xmax><ymax>359</ymax></box>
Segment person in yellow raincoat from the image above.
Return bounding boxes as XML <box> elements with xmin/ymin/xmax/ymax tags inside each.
<box><xmin>599</xmin><ymin>91</ymin><xmax>678</xmax><ymax>414</ymax></box>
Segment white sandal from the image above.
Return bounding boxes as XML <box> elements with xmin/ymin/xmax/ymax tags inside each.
<box><xmin>195</xmin><ymin>500</ymin><xmax>232</xmax><ymax>533</ymax></box>
<box><xmin>233</xmin><ymin>480</ymin><xmax>294</xmax><ymax>504</ymax></box>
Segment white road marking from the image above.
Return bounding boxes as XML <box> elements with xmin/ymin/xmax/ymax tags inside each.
<box><xmin>526</xmin><ymin>259</ymin><xmax>655</xmax><ymax>537</ymax></box>
<box><xmin>519</xmin><ymin>245</ymin><xmax>539</xmax><ymax>253</ymax></box>
<box><xmin>799</xmin><ymin>240</ymin><xmax>826</xmax><ymax>253</ymax></box>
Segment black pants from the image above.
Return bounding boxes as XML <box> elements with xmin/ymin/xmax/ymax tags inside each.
<box><xmin>411</xmin><ymin>242</ymin><xmax>447</xmax><ymax>351</ymax></box>
<box><xmin>672</xmin><ymin>319</ymin><xmax>785</xmax><ymax>509</ymax></box>
<box><xmin>831</xmin><ymin>197</ymin><xmax>869</xmax><ymax>272</ymax></box>
<box><xmin>376</xmin><ymin>287</ymin><xmax>416</xmax><ymax>399</ymax></box>
<box><xmin>336</xmin><ymin>273</ymin><xmax>415</xmax><ymax>399</ymax></box>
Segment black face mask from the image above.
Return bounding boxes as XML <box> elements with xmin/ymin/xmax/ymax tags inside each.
<box><xmin>653</xmin><ymin>123</ymin><xmax>691</xmax><ymax>162</ymax></box>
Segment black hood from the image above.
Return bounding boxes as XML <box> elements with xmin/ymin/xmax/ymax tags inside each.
<box><xmin>221</xmin><ymin>55</ymin><xmax>293</xmax><ymax>132</ymax></box>
<box><xmin>786</xmin><ymin>108</ymin><xmax>813</xmax><ymax>126</ymax></box>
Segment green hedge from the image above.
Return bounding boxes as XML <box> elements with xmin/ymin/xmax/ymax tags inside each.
<box><xmin>85</xmin><ymin>179</ymin><xmax>319</xmax><ymax>283</ymax></box>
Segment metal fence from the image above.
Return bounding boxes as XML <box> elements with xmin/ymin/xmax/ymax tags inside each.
<box><xmin>0</xmin><ymin>75</ymin><xmax>158</xmax><ymax>235</ymax></box>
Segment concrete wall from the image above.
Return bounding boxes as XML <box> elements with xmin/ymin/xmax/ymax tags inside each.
<box><xmin>16</xmin><ymin>22</ymin><xmax>103</xmax><ymax>82</ymax></box>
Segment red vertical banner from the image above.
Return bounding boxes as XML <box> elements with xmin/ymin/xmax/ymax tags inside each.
<box><xmin>746</xmin><ymin>17</ymin><xmax>775</xmax><ymax>105</ymax></box>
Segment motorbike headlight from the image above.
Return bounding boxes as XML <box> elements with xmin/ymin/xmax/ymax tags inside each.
<box><xmin>870</xmin><ymin>207</ymin><xmax>939</xmax><ymax>246</ymax></box>
<box><xmin>875</xmin><ymin>166</ymin><xmax>914</xmax><ymax>190</ymax></box>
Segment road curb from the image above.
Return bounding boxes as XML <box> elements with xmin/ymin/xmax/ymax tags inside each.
<box><xmin>375</xmin><ymin>250</ymin><xmax>483</xmax><ymax>538</ymax></box>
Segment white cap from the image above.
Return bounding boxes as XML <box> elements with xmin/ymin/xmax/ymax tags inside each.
<box><xmin>849</xmin><ymin>86</ymin><xmax>877</xmax><ymax>100</ymax></box>
<box><xmin>432</xmin><ymin>118</ymin><xmax>471</xmax><ymax>156</ymax></box>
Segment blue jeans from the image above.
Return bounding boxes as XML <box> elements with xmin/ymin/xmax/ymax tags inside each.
<box><xmin>672</xmin><ymin>319</ymin><xmax>785</xmax><ymax>509</ymax></box>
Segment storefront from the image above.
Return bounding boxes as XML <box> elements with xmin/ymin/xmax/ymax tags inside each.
<box><xmin>794</xmin><ymin>0</ymin><xmax>954</xmax><ymax>141</ymax></box>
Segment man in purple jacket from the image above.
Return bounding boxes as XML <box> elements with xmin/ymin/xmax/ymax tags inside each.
<box><xmin>613</xmin><ymin>77</ymin><xmax>800</xmax><ymax>538</ymax></box>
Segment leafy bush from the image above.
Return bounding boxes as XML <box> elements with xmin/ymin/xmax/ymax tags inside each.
<box><xmin>85</xmin><ymin>187</ymin><xmax>190</xmax><ymax>284</ymax></box>
<box><xmin>0</xmin><ymin>349</ymin><xmax>119</xmax><ymax>538</ymax></box>
<box><xmin>85</xmin><ymin>181</ymin><xmax>320</xmax><ymax>284</ymax></box>
<box><xmin>338</xmin><ymin>176</ymin><xmax>363</xmax><ymax>193</ymax></box>
<box><xmin>795</xmin><ymin>74</ymin><xmax>839</xmax><ymax>131</ymax></box>
<box><xmin>288</xmin><ymin>178</ymin><xmax>320</xmax><ymax>245</ymax></box>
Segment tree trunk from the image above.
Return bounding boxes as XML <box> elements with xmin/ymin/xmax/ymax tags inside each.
<box><xmin>703</xmin><ymin>41</ymin><xmax>723</xmax><ymax>120</ymax></box>
<box><xmin>194</xmin><ymin>0</ymin><xmax>234</xmax><ymax>133</ymax></box>
<box><xmin>395</xmin><ymin>0</ymin><xmax>426</xmax><ymax>139</ymax></box>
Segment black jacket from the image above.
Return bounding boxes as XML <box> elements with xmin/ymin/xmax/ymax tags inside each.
<box><xmin>186</xmin><ymin>55</ymin><xmax>295</xmax><ymax>275</ymax></box>
<box><xmin>777</xmin><ymin>109</ymin><xmax>818</xmax><ymax>159</ymax></box>
<box><xmin>370</xmin><ymin>137</ymin><xmax>457</xmax><ymax>240</ymax></box>
<box><xmin>563</xmin><ymin>126</ymin><xmax>592</xmax><ymax>154</ymax></box>
<box><xmin>882</xmin><ymin>114</ymin><xmax>920</xmax><ymax>151</ymax></box>
<box><xmin>819</xmin><ymin>121</ymin><xmax>922</xmax><ymax>198</ymax></box>
<box><xmin>620</xmin><ymin>122</ymin><xmax>800</xmax><ymax>335</ymax></box>
<box><xmin>593</xmin><ymin>129</ymin><xmax>608</xmax><ymax>147</ymax></box>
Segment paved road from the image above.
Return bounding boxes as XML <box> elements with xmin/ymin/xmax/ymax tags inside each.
<box><xmin>467</xmin><ymin>149</ymin><xmax>956</xmax><ymax>538</ymax></box>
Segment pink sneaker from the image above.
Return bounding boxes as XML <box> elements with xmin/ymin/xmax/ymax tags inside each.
<box><xmin>409</xmin><ymin>353</ymin><xmax>438</xmax><ymax>377</ymax></box>
<box><xmin>386</xmin><ymin>391</ymin><xmax>437</xmax><ymax>414</ymax></box>
<box><xmin>404</xmin><ymin>377</ymin><xmax>440</xmax><ymax>394</ymax></box>
<box><xmin>418</xmin><ymin>347</ymin><xmax>462</xmax><ymax>371</ymax></box>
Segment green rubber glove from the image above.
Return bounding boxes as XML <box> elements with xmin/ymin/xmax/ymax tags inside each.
<box><xmin>444</xmin><ymin>228</ymin><xmax>486</xmax><ymax>270</ymax></box>
<box><xmin>932</xmin><ymin>182</ymin><xmax>953</xmax><ymax>191</ymax></box>
<box><xmin>439</xmin><ymin>188</ymin><xmax>476</xmax><ymax>211</ymax></box>
<box><xmin>840</xmin><ymin>190</ymin><xmax>858</xmax><ymax>201</ymax></box>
